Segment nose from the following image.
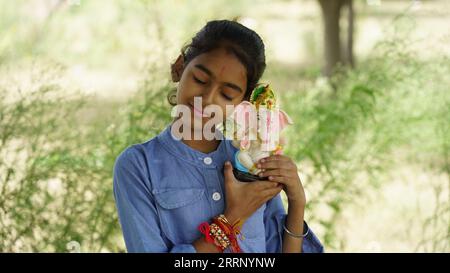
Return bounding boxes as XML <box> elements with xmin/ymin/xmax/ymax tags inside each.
<box><xmin>201</xmin><ymin>84</ymin><xmax>218</xmax><ymax>105</ymax></box>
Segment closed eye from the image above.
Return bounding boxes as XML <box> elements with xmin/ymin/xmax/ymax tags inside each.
<box><xmin>221</xmin><ymin>93</ymin><xmax>232</xmax><ymax>100</ymax></box>
<box><xmin>193</xmin><ymin>76</ymin><xmax>206</xmax><ymax>85</ymax></box>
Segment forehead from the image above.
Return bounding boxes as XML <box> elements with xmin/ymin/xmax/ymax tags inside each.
<box><xmin>189</xmin><ymin>47</ymin><xmax>247</xmax><ymax>84</ymax></box>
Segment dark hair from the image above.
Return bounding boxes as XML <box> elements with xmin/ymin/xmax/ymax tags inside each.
<box><xmin>169</xmin><ymin>19</ymin><xmax>266</xmax><ymax>105</ymax></box>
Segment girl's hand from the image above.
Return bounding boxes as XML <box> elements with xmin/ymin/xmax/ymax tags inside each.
<box><xmin>256</xmin><ymin>155</ymin><xmax>306</xmax><ymax>206</ymax></box>
<box><xmin>223</xmin><ymin>161</ymin><xmax>282</xmax><ymax>224</ymax></box>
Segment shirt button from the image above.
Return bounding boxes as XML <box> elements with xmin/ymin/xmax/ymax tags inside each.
<box><xmin>203</xmin><ymin>157</ymin><xmax>212</xmax><ymax>165</ymax></box>
<box><xmin>212</xmin><ymin>192</ymin><xmax>221</xmax><ymax>201</ymax></box>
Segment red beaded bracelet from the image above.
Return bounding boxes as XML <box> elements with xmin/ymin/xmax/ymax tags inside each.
<box><xmin>198</xmin><ymin>221</ymin><xmax>230</xmax><ymax>252</ymax></box>
<box><xmin>213</xmin><ymin>214</ymin><xmax>243</xmax><ymax>253</ymax></box>
<box><xmin>198</xmin><ymin>214</ymin><xmax>243</xmax><ymax>253</ymax></box>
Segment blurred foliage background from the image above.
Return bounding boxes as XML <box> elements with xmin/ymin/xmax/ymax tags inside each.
<box><xmin>0</xmin><ymin>0</ymin><xmax>449</xmax><ymax>252</ymax></box>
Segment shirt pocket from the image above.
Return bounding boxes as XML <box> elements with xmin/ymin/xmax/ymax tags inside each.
<box><xmin>153</xmin><ymin>188</ymin><xmax>209</xmax><ymax>245</ymax></box>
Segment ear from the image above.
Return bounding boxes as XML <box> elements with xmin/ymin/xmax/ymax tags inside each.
<box><xmin>232</xmin><ymin>101</ymin><xmax>256</xmax><ymax>139</ymax></box>
<box><xmin>278</xmin><ymin>110</ymin><xmax>293</xmax><ymax>131</ymax></box>
<box><xmin>171</xmin><ymin>54</ymin><xmax>185</xmax><ymax>82</ymax></box>
<box><xmin>233</xmin><ymin>101</ymin><xmax>255</xmax><ymax>125</ymax></box>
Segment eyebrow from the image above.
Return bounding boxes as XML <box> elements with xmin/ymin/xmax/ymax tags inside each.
<box><xmin>194</xmin><ymin>64</ymin><xmax>243</xmax><ymax>94</ymax></box>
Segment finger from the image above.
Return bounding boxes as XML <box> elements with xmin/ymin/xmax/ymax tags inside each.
<box><xmin>261</xmin><ymin>186</ymin><xmax>283</xmax><ymax>200</ymax></box>
<box><xmin>257</xmin><ymin>160</ymin><xmax>291</xmax><ymax>171</ymax></box>
<box><xmin>259</xmin><ymin>154</ymin><xmax>290</xmax><ymax>163</ymax></box>
<box><xmin>259</xmin><ymin>169</ymin><xmax>282</xmax><ymax>177</ymax></box>
<box><xmin>252</xmin><ymin>180</ymin><xmax>280</xmax><ymax>190</ymax></box>
<box><xmin>266</xmin><ymin>175</ymin><xmax>289</xmax><ymax>186</ymax></box>
<box><xmin>223</xmin><ymin>161</ymin><xmax>235</xmax><ymax>185</ymax></box>
<box><xmin>261</xmin><ymin>185</ymin><xmax>283</xmax><ymax>197</ymax></box>
<box><xmin>258</xmin><ymin>155</ymin><xmax>298</xmax><ymax>169</ymax></box>
<box><xmin>258</xmin><ymin>169</ymin><xmax>295</xmax><ymax>178</ymax></box>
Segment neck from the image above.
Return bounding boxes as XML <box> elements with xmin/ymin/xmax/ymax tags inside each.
<box><xmin>182</xmin><ymin>138</ymin><xmax>221</xmax><ymax>154</ymax></box>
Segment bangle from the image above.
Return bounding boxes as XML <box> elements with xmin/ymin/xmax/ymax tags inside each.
<box><xmin>198</xmin><ymin>222</ymin><xmax>230</xmax><ymax>252</ymax></box>
<box><xmin>213</xmin><ymin>214</ymin><xmax>243</xmax><ymax>253</ymax></box>
<box><xmin>209</xmin><ymin>223</ymin><xmax>231</xmax><ymax>251</ymax></box>
<box><xmin>283</xmin><ymin>221</ymin><xmax>309</xmax><ymax>238</ymax></box>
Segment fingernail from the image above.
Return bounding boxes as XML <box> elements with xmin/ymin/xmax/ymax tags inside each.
<box><xmin>260</xmin><ymin>159</ymin><xmax>265</xmax><ymax>163</ymax></box>
<box><xmin>257</xmin><ymin>164</ymin><xmax>261</xmax><ymax>168</ymax></box>
<box><xmin>269</xmin><ymin>176</ymin><xmax>273</xmax><ymax>180</ymax></box>
<box><xmin>258</xmin><ymin>173</ymin><xmax>263</xmax><ymax>177</ymax></box>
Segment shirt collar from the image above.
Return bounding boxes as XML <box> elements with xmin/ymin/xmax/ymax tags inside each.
<box><xmin>157</xmin><ymin>124</ymin><xmax>236</xmax><ymax>169</ymax></box>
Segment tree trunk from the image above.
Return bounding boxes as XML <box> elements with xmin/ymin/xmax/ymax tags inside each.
<box><xmin>318</xmin><ymin>0</ymin><xmax>354</xmax><ymax>77</ymax></box>
<box><xmin>343</xmin><ymin>0</ymin><xmax>355</xmax><ymax>67</ymax></box>
<box><xmin>318</xmin><ymin>0</ymin><xmax>345</xmax><ymax>77</ymax></box>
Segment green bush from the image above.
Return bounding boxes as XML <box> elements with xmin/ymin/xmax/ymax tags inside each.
<box><xmin>279</xmin><ymin>32</ymin><xmax>450</xmax><ymax>250</ymax></box>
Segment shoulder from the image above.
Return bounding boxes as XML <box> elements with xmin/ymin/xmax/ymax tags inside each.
<box><xmin>113</xmin><ymin>137</ymin><xmax>163</xmax><ymax>196</ymax></box>
<box><xmin>113</xmin><ymin>136</ymin><xmax>160</xmax><ymax>176</ymax></box>
<box><xmin>114</xmin><ymin>144</ymin><xmax>143</xmax><ymax>170</ymax></box>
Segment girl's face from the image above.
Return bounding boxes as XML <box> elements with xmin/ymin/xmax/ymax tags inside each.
<box><xmin>175</xmin><ymin>47</ymin><xmax>248</xmax><ymax>132</ymax></box>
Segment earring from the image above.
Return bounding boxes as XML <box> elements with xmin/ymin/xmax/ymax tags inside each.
<box><xmin>167</xmin><ymin>88</ymin><xmax>177</xmax><ymax>105</ymax></box>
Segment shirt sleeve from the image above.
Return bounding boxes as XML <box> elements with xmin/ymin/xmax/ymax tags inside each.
<box><xmin>113</xmin><ymin>147</ymin><xmax>196</xmax><ymax>253</ymax></box>
<box><xmin>263</xmin><ymin>193</ymin><xmax>324</xmax><ymax>253</ymax></box>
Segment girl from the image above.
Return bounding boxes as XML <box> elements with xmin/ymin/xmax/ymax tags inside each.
<box><xmin>113</xmin><ymin>20</ymin><xmax>323</xmax><ymax>253</ymax></box>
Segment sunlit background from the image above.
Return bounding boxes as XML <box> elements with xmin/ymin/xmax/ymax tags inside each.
<box><xmin>0</xmin><ymin>0</ymin><xmax>449</xmax><ymax>252</ymax></box>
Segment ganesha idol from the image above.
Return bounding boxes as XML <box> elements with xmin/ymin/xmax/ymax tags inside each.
<box><xmin>217</xmin><ymin>84</ymin><xmax>293</xmax><ymax>182</ymax></box>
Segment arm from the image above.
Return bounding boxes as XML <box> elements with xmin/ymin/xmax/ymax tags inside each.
<box><xmin>257</xmin><ymin>155</ymin><xmax>324</xmax><ymax>253</ymax></box>
<box><xmin>113</xmin><ymin>147</ymin><xmax>195</xmax><ymax>253</ymax></box>
<box><xmin>283</xmin><ymin>200</ymin><xmax>305</xmax><ymax>252</ymax></box>
<box><xmin>264</xmin><ymin>194</ymin><xmax>324</xmax><ymax>253</ymax></box>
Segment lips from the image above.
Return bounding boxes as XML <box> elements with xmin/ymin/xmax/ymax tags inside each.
<box><xmin>189</xmin><ymin>103</ymin><xmax>208</xmax><ymax>118</ymax></box>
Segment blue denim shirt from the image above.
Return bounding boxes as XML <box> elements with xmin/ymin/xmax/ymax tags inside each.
<box><xmin>113</xmin><ymin>125</ymin><xmax>324</xmax><ymax>253</ymax></box>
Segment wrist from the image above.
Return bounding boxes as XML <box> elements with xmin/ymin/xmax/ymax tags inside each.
<box><xmin>288</xmin><ymin>197</ymin><xmax>306</xmax><ymax>208</ymax></box>
<box><xmin>287</xmin><ymin>200</ymin><xmax>306</xmax><ymax>219</ymax></box>
<box><xmin>286</xmin><ymin>185</ymin><xmax>306</xmax><ymax>204</ymax></box>
<box><xmin>224</xmin><ymin>211</ymin><xmax>244</xmax><ymax>225</ymax></box>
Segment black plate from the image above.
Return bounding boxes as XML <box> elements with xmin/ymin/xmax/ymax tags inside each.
<box><xmin>232</xmin><ymin>168</ymin><xmax>267</xmax><ymax>182</ymax></box>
